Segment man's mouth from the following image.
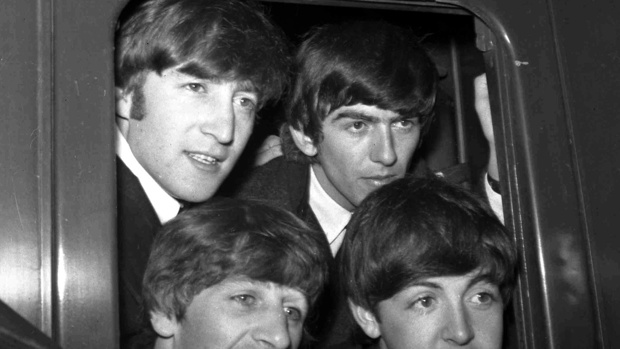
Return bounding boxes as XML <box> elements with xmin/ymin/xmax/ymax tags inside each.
<box><xmin>365</xmin><ymin>175</ymin><xmax>397</xmax><ymax>187</ymax></box>
<box><xmin>187</xmin><ymin>152</ymin><xmax>219</xmax><ymax>165</ymax></box>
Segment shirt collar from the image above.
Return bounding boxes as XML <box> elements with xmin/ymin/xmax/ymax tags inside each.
<box><xmin>116</xmin><ymin>126</ymin><xmax>181</xmax><ymax>224</ymax></box>
<box><xmin>308</xmin><ymin>166</ymin><xmax>352</xmax><ymax>255</ymax></box>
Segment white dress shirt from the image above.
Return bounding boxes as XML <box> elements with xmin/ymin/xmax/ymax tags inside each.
<box><xmin>308</xmin><ymin>166</ymin><xmax>352</xmax><ymax>256</ymax></box>
<box><xmin>307</xmin><ymin>164</ymin><xmax>504</xmax><ymax>257</ymax></box>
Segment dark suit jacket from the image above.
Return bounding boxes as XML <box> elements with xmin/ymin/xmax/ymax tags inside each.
<box><xmin>232</xmin><ymin>156</ymin><xmax>472</xmax><ymax>225</ymax></box>
<box><xmin>117</xmin><ymin>157</ymin><xmax>161</xmax><ymax>347</ymax></box>
<box><xmin>233</xmin><ymin>155</ymin><xmax>475</xmax><ymax>348</ymax></box>
<box><xmin>233</xmin><ymin>156</ymin><xmax>319</xmax><ymax>226</ymax></box>
<box><xmin>327</xmin><ymin>340</ymin><xmax>379</xmax><ymax>349</ymax></box>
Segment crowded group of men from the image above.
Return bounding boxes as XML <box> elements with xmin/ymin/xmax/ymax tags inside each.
<box><xmin>114</xmin><ymin>0</ymin><xmax>518</xmax><ymax>348</ymax></box>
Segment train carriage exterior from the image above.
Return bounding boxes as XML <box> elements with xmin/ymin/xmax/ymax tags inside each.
<box><xmin>1</xmin><ymin>0</ymin><xmax>619</xmax><ymax>347</ymax></box>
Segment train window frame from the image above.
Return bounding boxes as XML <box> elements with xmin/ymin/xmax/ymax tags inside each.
<box><xmin>437</xmin><ymin>2</ymin><xmax>602</xmax><ymax>349</ymax></box>
<box><xmin>1</xmin><ymin>0</ymin><xmax>608</xmax><ymax>348</ymax></box>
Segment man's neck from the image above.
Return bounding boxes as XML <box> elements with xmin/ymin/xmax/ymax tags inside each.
<box><xmin>310</xmin><ymin>163</ymin><xmax>355</xmax><ymax>211</ymax></box>
<box><xmin>116</xmin><ymin>124</ymin><xmax>181</xmax><ymax>224</ymax></box>
<box><xmin>153</xmin><ymin>337</ymin><xmax>171</xmax><ymax>349</ymax></box>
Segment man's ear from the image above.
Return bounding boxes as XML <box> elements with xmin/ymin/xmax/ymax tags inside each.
<box><xmin>348</xmin><ymin>299</ymin><xmax>381</xmax><ymax>339</ymax></box>
<box><xmin>116</xmin><ymin>87</ymin><xmax>132</xmax><ymax>120</ymax></box>
<box><xmin>289</xmin><ymin>125</ymin><xmax>318</xmax><ymax>157</ymax></box>
<box><xmin>150</xmin><ymin>310</ymin><xmax>178</xmax><ymax>338</ymax></box>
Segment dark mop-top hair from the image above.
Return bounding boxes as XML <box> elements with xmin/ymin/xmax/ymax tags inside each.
<box><xmin>143</xmin><ymin>197</ymin><xmax>331</xmax><ymax>324</ymax></box>
<box><xmin>115</xmin><ymin>0</ymin><xmax>290</xmax><ymax>109</ymax></box>
<box><xmin>340</xmin><ymin>176</ymin><xmax>518</xmax><ymax>316</ymax></box>
<box><xmin>283</xmin><ymin>20</ymin><xmax>438</xmax><ymax>162</ymax></box>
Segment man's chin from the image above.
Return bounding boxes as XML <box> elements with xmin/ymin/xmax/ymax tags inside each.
<box><xmin>173</xmin><ymin>188</ymin><xmax>219</xmax><ymax>204</ymax></box>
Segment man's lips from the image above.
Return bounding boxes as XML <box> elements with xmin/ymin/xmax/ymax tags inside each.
<box><xmin>363</xmin><ymin>175</ymin><xmax>397</xmax><ymax>187</ymax></box>
<box><xmin>185</xmin><ymin>151</ymin><xmax>224</xmax><ymax>166</ymax></box>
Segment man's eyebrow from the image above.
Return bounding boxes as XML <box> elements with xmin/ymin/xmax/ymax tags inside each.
<box><xmin>177</xmin><ymin>62</ymin><xmax>217</xmax><ymax>80</ymax></box>
<box><xmin>466</xmin><ymin>273</ymin><xmax>498</xmax><ymax>290</ymax></box>
<box><xmin>394</xmin><ymin>113</ymin><xmax>420</xmax><ymax>121</ymax></box>
<box><xmin>331</xmin><ymin>111</ymin><xmax>378</xmax><ymax>123</ymax></box>
<box><xmin>174</xmin><ymin>64</ymin><xmax>258</xmax><ymax>94</ymax></box>
<box><xmin>331</xmin><ymin>111</ymin><xmax>417</xmax><ymax>124</ymax></box>
<box><xmin>234</xmin><ymin>79</ymin><xmax>258</xmax><ymax>93</ymax></box>
<box><xmin>407</xmin><ymin>280</ymin><xmax>442</xmax><ymax>290</ymax></box>
<box><xmin>227</xmin><ymin>277</ymin><xmax>267</xmax><ymax>287</ymax></box>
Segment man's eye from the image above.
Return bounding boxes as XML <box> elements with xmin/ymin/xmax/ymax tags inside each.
<box><xmin>348</xmin><ymin>121</ymin><xmax>366</xmax><ymax>132</ymax></box>
<box><xmin>394</xmin><ymin>118</ymin><xmax>420</xmax><ymax>129</ymax></box>
<box><xmin>236</xmin><ymin>97</ymin><xmax>257</xmax><ymax>110</ymax></box>
<box><xmin>471</xmin><ymin>292</ymin><xmax>496</xmax><ymax>306</ymax></box>
<box><xmin>412</xmin><ymin>296</ymin><xmax>435</xmax><ymax>310</ymax></box>
<box><xmin>186</xmin><ymin>83</ymin><xmax>206</xmax><ymax>93</ymax></box>
<box><xmin>232</xmin><ymin>294</ymin><xmax>256</xmax><ymax>306</ymax></box>
<box><xmin>283</xmin><ymin>307</ymin><xmax>303</xmax><ymax>322</ymax></box>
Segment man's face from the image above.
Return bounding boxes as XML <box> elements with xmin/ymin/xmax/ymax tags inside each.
<box><xmin>312</xmin><ymin>104</ymin><xmax>420</xmax><ymax>211</ymax></box>
<box><xmin>118</xmin><ymin>67</ymin><xmax>257</xmax><ymax>202</ymax></box>
<box><xmin>154</xmin><ymin>278</ymin><xmax>308</xmax><ymax>349</ymax></box>
<box><xmin>361</xmin><ymin>270</ymin><xmax>504</xmax><ymax>349</ymax></box>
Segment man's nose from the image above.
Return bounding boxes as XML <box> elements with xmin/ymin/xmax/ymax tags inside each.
<box><xmin>199</xmin><ymin>98</ymin><xmax>234</xmax><ymax>144</ymax></box>
<box><xmin>369</xmin><ymin>127</ymin><xmax>397</xmax><ymax>166</ymax></box>
<box><xmin>441</xmin><ymin>304</ymin><xmax>475</xmax><ymax>346</ymax></box>
<box><xmin>253</xmin><ymin>308</ymin><xmax>293</xmax><ymax>348</ymax></box>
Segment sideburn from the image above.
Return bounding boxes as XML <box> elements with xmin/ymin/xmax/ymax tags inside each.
<box><xmin>129</xmin><ymin>85</ymin><xmax>146</xmax><ymax>121</ymax></box>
